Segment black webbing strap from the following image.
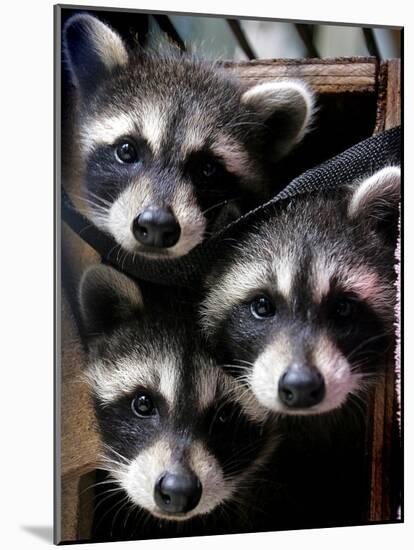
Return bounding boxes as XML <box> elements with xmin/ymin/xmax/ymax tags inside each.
<box><xmin>61</xmin><ymin>126</ymin><xmax>401</xmax><ymax>287</ymax></box>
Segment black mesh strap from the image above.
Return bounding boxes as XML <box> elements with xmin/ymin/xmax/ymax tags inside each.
<box><xmin>61</xmin><ymin>126</ymin><xmax>401</xmax><ymax>287</ymax></box>
<box><xmin>276</xmin><ymin>125</ymin><xmax>401</xmax><ymax>200</ymax></box>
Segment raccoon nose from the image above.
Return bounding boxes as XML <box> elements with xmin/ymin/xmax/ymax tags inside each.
<box><xmin>132</xmin><ymin>206</ymin><xmax>181</xmax><ymax>248</ymax></box>
<box><xmin>278</xmin><ymin>365</ymin><xmax>325</xmax><ymax>409</ymax></box>
<box><xmin>154</xmin><ymin>468</ymin><xmax>202</xmax><ymax>515</ymax></box>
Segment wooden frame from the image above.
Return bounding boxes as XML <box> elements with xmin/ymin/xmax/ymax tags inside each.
<box><xmin>369</xmin><ymin>58</ymin><xmax>401</xmax><ymax>522</ymax></box>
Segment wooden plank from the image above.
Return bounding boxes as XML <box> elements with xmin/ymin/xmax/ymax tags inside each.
<box><xmin>374</xmin><ymin>59</ymin><xmax>401</xmax><ymax>133</ymax></box>
<box><xmin>369</xmin><ymin>350</ymin><xmax>399</xmax><ymax>521</ymax></box>
<box><xmin>385</xmin><ymin>59</ymin><xmax>401</xmax><ymax>129</ymax></box>
<box><xmin>60</xmin><ymin>292</ymin><xmax>101</xmax><ymax>481</ymax></box>
<box><xmin>60</xmin><ymin>471</ymin><xmax>96</xmax><ymax>542</ymax></box>
<box><xmin>60</xmin><ymin>476</ymin><xmax>80</xmax><ymax>542</ymax></box>
<box><xmin>78</xmin><ymin>472</ymin><xmax>97</xmax><ymax>541</ymax></box>
<box><xmin>222</xmin><ymin>58</ymin><xmax>378</xmax><ymax>93</ymax></box>
<box><xmin>59</xmin><ymin>292</ymin><xmax>102</xmax><ymax>541</ymax></box>
<box><xmin>369</xmin><ymin>59</ymin><xmax>401</xmax><ymax>522</ymax></box>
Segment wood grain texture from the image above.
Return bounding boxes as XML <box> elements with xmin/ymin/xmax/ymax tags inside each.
<box><xmin>369</xmin><ymin>59</ymin><xmax>401</xmax><ymax>522</ymax></box>
<box><xmin>368</xmin><ymin>351</ymin><xmax>396</xmax><ymax>521</ymax></box>
<box><xmin>59</xmin><ymin>291</ymin><xmax>101</xmax><ymax>542</ymax></box>
<box><xmin>60</xmin><ymin>292</ymin><xmax>101</xmax><ymax>480</ymax></box>
<box><xmin>374</xmin><ymin>59</ymin><xmax>401</xmax><ymax>133</ymax></box>
<box><xmin>60</xmin><ymin>476</ymin><xmax>80</xmax><ymax>542</ymax></box>
<box><xmin>223</xmin><ymin>57</ymin><xmax>378</xmax><ymax>93</ymax></box>
<box><xmin>385</xmin><ymin>59</ymin><xmax>401</xmax><ymax>129</ymax></box>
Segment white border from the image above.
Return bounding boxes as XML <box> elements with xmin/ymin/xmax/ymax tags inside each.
<box><xmin>2</xmin><ymin>0</ymin><xmax>411</xmax><ymax>548</ymax></box>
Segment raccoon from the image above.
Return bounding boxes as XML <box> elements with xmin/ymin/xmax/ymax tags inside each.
<box><xmin>201</xmin><ymin>166</ymin><xmax>400</xmax><ymax>416</ymax></box>
<box><xmin>63</xmin><ymin>13</ymin><xmax>315</xmax><ymax>259</ymax></box>
<box><xmin>79</xmin><ymin>264</ymin><xmax>277</xmax><ymax>532</ymax></box>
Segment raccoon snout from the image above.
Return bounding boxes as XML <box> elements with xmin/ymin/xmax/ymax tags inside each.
<box><xmin>154</xmin><ymin>467</ymin><xmax>202</xmax><ymax>515</ymax></box>
<box><xmin>132</xmin><ymin>206</ymin><xmax>181</xmax><ymax>249</ymax></box>
<box><xmin>278</xmin><ymin>364</ymin><xmax>325</xmax><ymax>409</ymax></box>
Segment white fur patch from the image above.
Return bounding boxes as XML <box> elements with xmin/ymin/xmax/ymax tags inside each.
<box><xmin>348</xmin><ymin>166</ymin><xmax>401</xmax><ymax>219</ymax></box>
<box><xmin>93</xmin><ymin>175</ymin><xmax>206</xmax><ymax>258</ymax></box>
<box><xmin>343</xmin><ymin>266</ymin><xmax>395</xmax><ymax>321</ymax></box>
<box><xmin>80</xmin><ymin>114</ymin><xmax>136</xmax><ymax>156</ymax></box>
<box><xmin>79</xmin><ymin>103</ymin><xmax>168</xmax><ymax>157</ymax></box>
<box><xmin>241</xmin><ymin>80</ymin><xmax>315</xmax><ymax>149</ymax></box>
<box><xmin>310</xmin><ymin>334</ymin><xmax>358</xmax><ymax>413</ymax></box>
<box><xmin>85</xmin><ymin>15</ymin><xmax>128</xmax><ymax>70</ymax></box>
<box><xmin>250</xmin><ymin>332</ymin><xmax>358</xmax><ymax>415</ymax></box>
<box><xmin>85</xmin><ymin>354</ymin><xmax>175</xmax><ymax>405</ymax></box>
<box><xmin>274</xmin><ymin>258</ymin><xmax>294</xmax><ymax>299</ymax></box>
<box><xmin>312</xmin><ymin>255</ymin><xmax>395</xmax><ymax>320</ymax></box>
<box><xmin>201</xmin><ymin>261</ymin><xmax>270</xmax><ymax>336</ymax></box>
<box><xmin>178</xmin><ymin>112</ymin><xmax>261</xmax><ymax>188</ymax></box>
<box><xmin>250</xmin><ymin>333</ymin><xmax>291</xmax><ymax>411</ymax></box>
<box><xmin>117</xmin><ymin>439</ymin><xmax>171</xmax><ymax>515</ymax></box>
<box><xmin>140</xmin><ymin>103</ymin><xmax>166</xmax><ymax>154</ymax></box>
<box><xmin>210</xmin><ymin>137</ymin><xmax>258</xmax><ymax>184</ymax></box>
<box><xmin>168</xmin><ymin>183</ymin><xmax>206</xmax><ymax>257</ymax></box>
<box><xmin>195</xmin><ymin>363</ymin><xmax>269</xmax><ymax>424</ymax></box>
<box><xmin>179</xmin><ymin>109</ymin><xmax>211</xmax><ymax>156</ymax></box>
<box><xmin>311</xmin><ymin>256</ymin><xmax>335</xmax><ymax>303</ymax></box>
<box><xmin>195</xmin><ymin>361</ymin><xmax>221</xmax><ymax>411</ymax></box>
<box><xmin>186</xmin><ymin>442</ymin><xmax>232</xmax><ymax>517</ymax></box>
<box><xmin>105</xmin><ymin>177</ymin><xmax>154</xmax><ymax>252</ymax></box>
<box><xmin>159</xmin><ymin>365</ymin><xmax>178</xmax><ymax>410</ymax></box>
<box><xmin>342</xmin><ymin>268</ymin><xmax>380</xmax><ymax>302</ymax></box>
<box><xmin>65</xmin><ymin>14</ymin><xmax>128</xmax><ymax>89</ymax></box>
<box><xmin>116</xmin><ymin>438</ymin><xmax>231</xmax><ymax>521</ymax></box>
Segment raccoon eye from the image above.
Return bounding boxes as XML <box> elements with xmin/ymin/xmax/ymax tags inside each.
<box><xmin>250</xmin><ymin>295</ymin><xmax>276</xmax><ymax>319</ymax></box>
<box><xmin>217</xmin><ymin>406</ymin><xmax>231</xmax><ymax>424</ymax></box>
<box><xmin>330</xmin><ymin>295</ymin><xmax>360</xmax><ymax>328</ymax></box>
<box><xmin>201</xmin><ymin>160</ymin><xmax>219</xmax><ymax>178</ymax></box>
<box><xmin>186</xmin><ymin>152</ymin><xmax>224</xmax><ymax>183</ymax></box>
<box><xmin>209</xmin><ymin>404</ymin><xmax>233</xmax><ymax>433</ymax></box>
<box><xmin>115</xmin><ymin>139</ymin><xmax>138</xmax><ymax>164</ymax></box>
<box><xmin>334</xmin><ymin>297</ymin><xmax>357</xmax><ymax>319</ymax></box>
<box><xmin>131</xmin><ymin>392</ymin><xmax>156</xmax><ymax>417</ymax></box>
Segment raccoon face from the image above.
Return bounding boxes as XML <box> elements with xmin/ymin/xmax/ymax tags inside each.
<box><xmin>63</xmin><ymin>14</ymin><xmax>315</xmax><ymax>258</ymax></box>
<box><xmin>79</xmin><ymin>265</ymin><xmax>274</xmax><ymax>521</ymax></box>
<box><xmin>201</xmin><ymin>167</ymin><xmax>400</xmax><ymax>415</ymax></box>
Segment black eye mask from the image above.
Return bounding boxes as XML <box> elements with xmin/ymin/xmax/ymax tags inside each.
<box><xmin>61</xmin><ymin>126</ymin><xmax>401</xmax><ymax>288</ymax></box>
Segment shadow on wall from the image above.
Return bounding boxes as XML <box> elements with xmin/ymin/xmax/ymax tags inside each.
<box><xmin>20</xmin><ymin>525</ymin><xmax>53</xmax><ymax>543</ymax></box>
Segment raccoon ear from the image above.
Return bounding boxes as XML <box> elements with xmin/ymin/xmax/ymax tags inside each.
<box><xmin>63</xmin><ymin>14</ymin><xmax>128</xmax><ymax>96</ymax></box>
<box><xmin>240</xmin><ymin>81</ymin><xmax>315</xmax><ymax>160</ymax></box>
<box><xmin>79</xmin><ymin>265</ymin><xmax>143</xmax><ymax>335</ymax></box>
<box><xmin>347</xmin><ymin>166</ymin><xmax>401</xmax><ymax>242</ymax></box>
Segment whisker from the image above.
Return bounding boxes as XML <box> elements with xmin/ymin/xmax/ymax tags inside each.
<box><xmin>346</xmin><ymin>332</ymin><xmax>394</xmax><ymax>362</ymax></box>
<box><xmin>92</xmin><ymin>487</ymin><xmax>124</xmax><ymax>516</ymax></box>
<box><xmin>110</xmin><ymin>496</ymin><xmax>132</xmax><ymax>537</ymax></box>
<box><xmin>95</xmin><ymin>493</ymin><xmax>130</xmax><ymax>533</ymax></box>
<box><xmin>201</xmin><ymin>198</ymin><xmax>240</xmax><ymax>217</ymax></box>
<box><xmin>231</xmin><ymin>358</ymin><xmax>255</xmax><ymax>368</ymax></box>
<box><xmin>79</xmin><ymin>478</ymin><xmax>118</xmax><ymax>497</ymax></box>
